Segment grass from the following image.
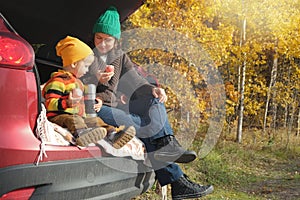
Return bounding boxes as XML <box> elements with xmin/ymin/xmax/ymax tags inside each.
<box><xmin>133</xmin><ymin>128</ymin><xmax>300</xmax><ymax>200</ymax></box>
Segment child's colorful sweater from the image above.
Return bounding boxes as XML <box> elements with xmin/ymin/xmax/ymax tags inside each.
<box><xmin>42</xmin><ymin>70</ymin><xmax>85</xmax><ymax>118</ymax></box>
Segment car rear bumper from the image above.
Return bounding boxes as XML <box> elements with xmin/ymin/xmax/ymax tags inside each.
<box><xmin>0</xmin><ymin>157</ymin><xmax>155</xmax><ymax>199</ymax></box>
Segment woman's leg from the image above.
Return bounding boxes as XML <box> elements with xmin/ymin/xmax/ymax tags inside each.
<box><xmin>140</xmin><ymin>137</ymin><xmax>184</xmax><ymax>186</ymax></box>
<box><xmin>129</xmin><ymin>96</ymin><xmax>196</xmax><ymax>163</ymax></box>
<box><xmin>98</xmin><ymin>105</ymin><xmax>141</xmax><ymax>130</ymax></box>
<box><xmin>129</xmin><ymin>96</ymin><xmax>173</xmax><ymax>141</ymax></box>
<box><xmin>98</xmin><ymin>104</ymin><xmax>183</xmax><ymax>186</ymax></box>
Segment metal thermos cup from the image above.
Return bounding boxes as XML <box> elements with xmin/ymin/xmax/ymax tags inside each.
<box><xmin>84</xmin><ymin>84</ymin><xmax>97</xmax><ymax>118</ymax></box>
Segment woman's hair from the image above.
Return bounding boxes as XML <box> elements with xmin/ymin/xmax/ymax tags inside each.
<box><xmin>88</xmin><ymin>33</ymin><xmax>122</xmax><ymax>51</ymax></box>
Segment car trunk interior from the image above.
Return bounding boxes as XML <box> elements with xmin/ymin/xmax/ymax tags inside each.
<box><xmin>0</xmin><ymin>0</ymin><xmax>144</xmax><ymax>83</ymax></box>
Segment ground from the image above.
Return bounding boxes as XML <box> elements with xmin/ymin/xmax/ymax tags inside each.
<box><xmin>245</xmin><ymin>157</ymin><xmax>300</xmax><ymax>200</ymax></box>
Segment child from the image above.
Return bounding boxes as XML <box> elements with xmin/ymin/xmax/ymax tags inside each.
<box><xmin>42</xmin><ymin>36</ymin><xmax>135</xmax><ymax>148</ymax></box>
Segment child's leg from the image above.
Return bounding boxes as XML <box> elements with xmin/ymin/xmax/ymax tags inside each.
<box><xmin>50</xmin><ymin>114</ymin><xmax>106</xmax><ymax>146</ymax></box>
<box><xmin>84</xmin><ymin>116</ymin><xmax>115</xmax><ymax>132</ymax></box>
<box><xmin>49</xmin><ymin>114</ymin><xmax>87</xmax><ymax>134</ymax></box>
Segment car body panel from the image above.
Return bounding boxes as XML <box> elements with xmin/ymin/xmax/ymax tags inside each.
<box><xmin>0</xmin><ymin>0</ymin><xmax>155</xmax><ymax>199</ymax></box>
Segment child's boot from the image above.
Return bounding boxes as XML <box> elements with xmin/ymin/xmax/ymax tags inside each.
<box><xmin>106</xmin><ymin>126</ymin><xmax>136</xmax><ymax>149</ymax></box>
<box><xmin>75</xmin><ymin>127</ymin><xmax>107</xmax><ymax>147</ymax></box>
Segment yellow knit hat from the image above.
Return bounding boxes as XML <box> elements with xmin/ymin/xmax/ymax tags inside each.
<box><xmin>56</xmin><ymin>36</ymin><xmax>93</xmax><ymax>67</ymax></box>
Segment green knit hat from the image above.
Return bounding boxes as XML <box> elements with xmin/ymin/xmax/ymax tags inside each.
<box><xmin>93</xmin><ymin>6</ymin><xmax>121</xmax><ymax>39</ymax></box>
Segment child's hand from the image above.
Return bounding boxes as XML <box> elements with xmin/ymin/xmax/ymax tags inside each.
<box><xmin>67</xmin><ymin>89</ymin><xmax>83</xmax><ymax>107</ymax></box>
<box><xmin>72</xmin><ymin>88</ymin><xmax>83</xmax><ymax>98</ymax></box>
<box><xmin>94</xmin><ymin>98</ymin><xmax>103</xmax><ymax>112</ymax></box>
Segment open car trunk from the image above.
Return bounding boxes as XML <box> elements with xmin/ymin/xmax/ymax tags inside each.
<box><xmin>0</xmin><ymin>0</ymin><xmax>144</xmax><ymax>83</ymax></box>
<box><xmin>0</xmin><ymin>1</ymin><xmax>156</xmax><ymax>199</ymax></box>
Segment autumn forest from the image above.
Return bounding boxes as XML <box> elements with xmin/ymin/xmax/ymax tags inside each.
<box><xmin>121</xmin><ymin>0</ymin><xmax>300</xmax><ymax>144</ymax></box>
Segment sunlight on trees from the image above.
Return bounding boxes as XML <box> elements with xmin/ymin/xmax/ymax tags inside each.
<box><xmin>125</xmin><ymin>0</ymin><xmax>300</xmax><ymax>143</ymax></box>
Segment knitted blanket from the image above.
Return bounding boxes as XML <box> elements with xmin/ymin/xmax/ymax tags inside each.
<box><xmin>35</xmin><ymin>104</ymin><xmax>146</xmax><ymax>165</ymax></box>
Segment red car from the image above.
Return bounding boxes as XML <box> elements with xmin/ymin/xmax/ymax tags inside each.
<box><xmin>0</xmin><ymin>1</ymin><xmax>155</xmax><ymax>199</ymax></box>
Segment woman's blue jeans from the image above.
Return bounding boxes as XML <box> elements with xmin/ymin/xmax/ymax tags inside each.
<box><xmin>97</xmin><ymin>97</ymin><xmax>183</xmax><ymax>186</ymax></box>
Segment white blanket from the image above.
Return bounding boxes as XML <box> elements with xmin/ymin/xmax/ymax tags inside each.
<box><xmin>35</xmin><ymin>104</ymin><xmax>146</xmax><ymax>164</ymax></box>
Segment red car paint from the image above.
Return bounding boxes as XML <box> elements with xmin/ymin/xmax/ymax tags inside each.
<box><xmin>0</xmin><ymin>1</ymin><xmax>155</xmax><ymax>199</ymax></box>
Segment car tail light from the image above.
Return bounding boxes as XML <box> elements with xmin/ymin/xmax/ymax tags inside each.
<box><xmin>0</xmin><ymin>187</ymin><xmax>35</xmax><ymax>199</ymax></box>
<box><xmin>0</xmin><ymin>15</ymin><xmax>34</xmax><ymax>70</ymax></box>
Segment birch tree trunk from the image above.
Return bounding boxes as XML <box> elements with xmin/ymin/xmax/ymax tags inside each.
<box><xmin>263</xmin><ymin>40</ymin><xmax>278</xmax><ymax>133</ymax></box>
<box><xmin>284</xmin><ymin>65</ymin><xmax>291</xmax><ymax>128</ymax></box>
<box><xmin>272</xmin><ymin>96</ymin><xmax>278</xmax><ymax>131</ymax></box>
<box><xmin>285</xmin><ymin>63</ymin><xmax>293</xmax><ymax>148</ymax></box>
<box><xmin>286</xmin><ymin>101</ymin><xmax>295</xmax><ymax>149</ymax></box>
<box><xmin>297</xmin><ymin>104</ymin><xmax>300</xmax><ymax>136</ymax></box>
<box><xmin>236</xmin><ymin>18</ymin><xmax>246</xmax><ymax>143</ymax></box>
<box><xmin>284</xmin><ymin>106</ymin><xmax>288</xmax><ymax>128</ymax></box>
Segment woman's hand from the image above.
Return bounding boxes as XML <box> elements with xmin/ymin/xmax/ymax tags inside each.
<box><xmin>98</xmin><ymin>71</ymin><xmax>114</xmax><ymax>84</ymax></box>
<box><xmin>119</xmin><ymin>94</ymin><xmax>128</xmax><ymax>105</ymax></box>
<box><xmin>94</xmin><ymin>98</ymin><xmax>103</xmax><ymax>112</ymax></box>
<box><xmin>152</xmin><ymin>87</ymin><xmax>168</xmax><ymax>103</ymax></box>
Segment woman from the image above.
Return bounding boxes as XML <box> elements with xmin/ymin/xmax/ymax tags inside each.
<box><xmin>81</xmin><ymin>6</ymin><xmax>213</xmax><ymax>199</ymax></box>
